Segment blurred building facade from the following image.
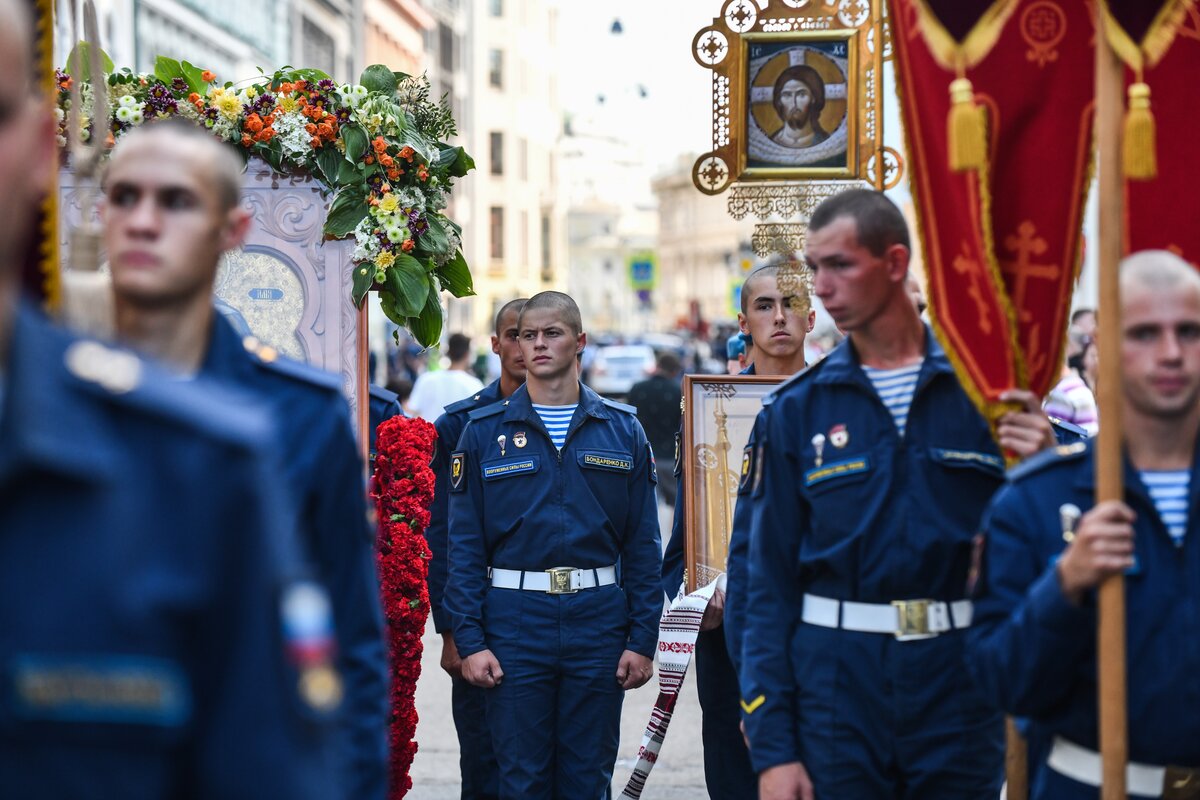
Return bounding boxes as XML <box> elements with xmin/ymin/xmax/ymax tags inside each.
<box><xmin>364</xmin><ymin>0</ymin><xmax>434</xmax><ymax>78</ymax></box>
<box><xmin>652</xmin><ymin>154</ymin><xmax>757</xmax><ymax>332</ymax></box>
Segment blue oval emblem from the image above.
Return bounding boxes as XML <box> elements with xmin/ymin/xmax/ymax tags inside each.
<box><xmin>248</xmin><ymin>288</ymin><xmax>284</xmax><ymax>301</ymax></box>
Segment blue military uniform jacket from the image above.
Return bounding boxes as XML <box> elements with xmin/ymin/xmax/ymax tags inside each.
<box><xmin>968</xmin><ymin>439</ymin><xmax>1200</xmax><ymax>769</ymax></box>
<box><xmin>368</xmin><ymin>383</ymin><xmax>403</xmax><ymax>461</ymax></box>
<box><xmin>428</xmin><ymin>380</ymin><xmax>504</xmax><ymax>633</ymax></box>
<box><xmin>445</xmin><ymin>383</ymin><xmax>663</xmax><ymax>659</ymax></box>
<box><xmin>200</xmin><ymin>314</ymin><xmax>388</xmax><ymax>800</ymax></box>
<box><xmin>0</xmin><ymin>305</ymin><xmax>338</xmax><ymax>798</ymax></box>
<box><xmin>740</xmin><ymin>328</ymin><xmax>1006</xmax><ymax>771</ymax></box>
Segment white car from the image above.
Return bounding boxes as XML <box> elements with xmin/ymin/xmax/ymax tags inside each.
<box><xmin>587</xmin><ymin>345</ymin><xmax>656</xmax><ymax>397</ymax></box>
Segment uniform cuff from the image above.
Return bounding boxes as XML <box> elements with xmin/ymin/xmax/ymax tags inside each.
<box><xmin>1027</xmin><ymin>562</ymin><xmax>1092</xmax><ymax>632</ymax></box>
<box><xmin>431</xmin><ymin>606</ymin><xmax>451</xmax><ymax>634</ymax></box>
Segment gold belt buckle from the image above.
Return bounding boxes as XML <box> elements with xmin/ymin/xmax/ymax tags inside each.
<box><xmin>892</xmin><ymin>599</ymin><xmax>933</xmax><ymax>640</ymax></box>
<box><xmin>546</xmin><ymin>567</ymin><xmax>578</xmax><ymax>595</ymax></box>
<box><xmin>1163</xmin><ymin>766</ymin><xmax>1200</xmax><ymax>800</ymax></box>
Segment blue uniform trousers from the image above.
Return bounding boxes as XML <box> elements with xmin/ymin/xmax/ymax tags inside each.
<box><xmin>793</xmin><ymin>625</ymin><xmax>1003</xmax><ymax>800</ymax></box>
<box><xmin>484</xmin><ymin>585</ymin><xmax>627</xmax><ymax>800</ymax></box>
<box><xmin>451</xmin><ymin>675</ymin><xmax>499</xmax><ymax>799</ymax></box>
<box><xmin>694</xmin><ymin>628</ymin><xmax>756</xmax><ymax>799</ymax></box>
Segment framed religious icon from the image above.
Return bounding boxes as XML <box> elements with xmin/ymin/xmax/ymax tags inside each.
<box><xmin>691</xmin><ymin>0</ymin><xmax>892</xmax><ymax>196</ymax></box>
<box><xmin>682</xmin><ymin>374</ymin><xmax>782</xmax><ymax>593</ymax></box>
<box><xmin>743</xmin><ymin>32</ymin><xmax>857</xmax><ymax>179</ymax></box>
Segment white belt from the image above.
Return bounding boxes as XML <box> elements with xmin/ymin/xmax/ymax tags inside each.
<box><xmin>801</xmin><ymin>593</ymin><xmax>973</xmax><ymax>640</ymax></box>
<box><xmin>489</xmin><ymin>565</ymin><xmax>617</xmax><ymax>594</ymax></box>
<box><xmin>1047</xmin><ymin>737</ymin><xmax>1200</xmax><ymax>798</ymax></box>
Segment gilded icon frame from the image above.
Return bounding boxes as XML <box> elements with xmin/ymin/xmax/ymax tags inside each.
<box><xmin>682</xmin><ymin>374</ymin><xmax>782</xmax><ymax>593</ymax></box>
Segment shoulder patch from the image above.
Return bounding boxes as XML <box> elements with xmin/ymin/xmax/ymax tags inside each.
<box><xmin>763</xmin><ymin>359</ymin><xmax>823</xmax><ymax>406</ymax></box>
<box><xmin>243</xmin><ymin>339</ymin><xmax>342</xmax><ymax>393</ymax></box>
<box><xmin>1008</xmin><ymin>440</ymin><xmax>1089</xmax><ymax>482</ymax></box>
<box><xmin>467</xmin><ymin>400</ymin><xmax>507</xmax><ymax>421</ymax></box>
<box><xmin>450</xmin><ymin>452</ymin><xmax>466</xmax><ymax>491</ymax></box>
<box><xmin>601</xmin><ymin>397</ymin><xmax>637</xmax><ymax>415</ymax></box>
<box><xmin>65</xmin><ymin>340</ymin><xmax>143</xmax><ymax>395</ymax></box>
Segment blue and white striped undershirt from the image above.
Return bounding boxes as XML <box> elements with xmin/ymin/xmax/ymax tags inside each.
<box><xmin>532</xmin><ymin>403</ymin><xmax>577</xmax><ymax>450</ymax></box>
<box><xmin>1140</xmin><ymin>469</ymin><xmax>1191</xmax><ymax>546</ymax></box>
<box><xmin>862</xmin><ymin>361</ymin><xmax>923</xmax><ymax>437</ymax></box>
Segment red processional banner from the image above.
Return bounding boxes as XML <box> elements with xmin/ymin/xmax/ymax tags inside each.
<box><xmin>890</xmin><ymin>0</ymin><xmax>1095</xmax><ymax>414</ymax></box>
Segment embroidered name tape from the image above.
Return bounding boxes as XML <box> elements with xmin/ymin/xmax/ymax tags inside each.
<box><xmin>932</xmin><ymin>449</ymin><xmax>1004</xmax><ymax>472</ymax></box>
<box><xmin>580</xmin><ymin>452</ymin><xmax>633</xmax><ymax>472</ymax></box>
<box><xmin>12</xmin><ymin>655</ymin><xmax>191</xmax><ymax>726</ymax></box>
<box><xmin>805</xmin><ymin>456</ymin><xmax>871</xmax><ymax>487</ymax></box>
<box><xmin>483</xmin><ymin>458</ymin><xmax>538</xmax><ymax>480</ymax></box>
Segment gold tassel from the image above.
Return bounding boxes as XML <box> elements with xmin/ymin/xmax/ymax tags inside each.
<box><xmin>948</xmin><ymin>77</ymin><xmax>988</xmax><ymax>172</ymax></box>
<box><xmin>1123</xmin><ymin>81</ymin><xmax>1157</xmax><ymax>180</ymax></box>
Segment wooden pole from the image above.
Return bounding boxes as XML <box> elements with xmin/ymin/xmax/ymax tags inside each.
<box><xmin>1094</xmin><ymin>7</ymin><xmax>1128</xmax><ymax>798</ymax></box>
<box><xmin>1006</xmin><ymin>718</ymin><xmax>1028</xmax><ymax>800</ymax></box>
<box><xmin>357</xmin><ymin>303</ymin><xmax>371</xmax><ymax>469</ymax></box>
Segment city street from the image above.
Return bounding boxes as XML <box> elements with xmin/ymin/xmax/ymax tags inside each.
<box><xmin>407</xmin><ymin>503</ymin><xmax>709</xmax><ymax>800</ymax></box>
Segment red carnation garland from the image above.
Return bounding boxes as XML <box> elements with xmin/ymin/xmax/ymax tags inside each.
<box><xmin>371</xmin><ymin>415</ymin><xmax>437</xmax><ymax>799</ymax></box>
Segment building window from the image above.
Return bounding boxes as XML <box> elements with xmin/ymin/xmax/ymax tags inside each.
<box><xmin>438</xmin><ymin>23</ymin><xmax>454</xmax><ymax>72</ymax></box>
<box><xmin>490</xmin><ymin>132</ymin><xmax>504</xmax><ymax>176</ymax></box>
<box><xmin>519</xmin><ymin>138</ymin><xmax>528</xmax><ymax>182</ymax></box>
<box><xmin>301</xmin><ymin>17</ymin><xmax>336</xmax><ymax>77</ymax></box>
<box><xmin>540</xmin><ymin>213</ymin><xmax>552</xmax><ymax>280</ymax></box>
<box><xmin>520</xmin><ymin>210</ymin><xmax>530</xmax><ymax>269</ymax></box>
<box><xmin>490</xmin><ymin>0</ymin><xmax>503</xmax><ymax>17</ymax></box>
<box><xmin>488</xmin><ymin>49</ymin><xmax>503</xmax><ymax>89</ymax></box>
<box><xmin>490</xmin><ymin>207</ymin><xmax>505</xmax><ymax>260</ymax></box>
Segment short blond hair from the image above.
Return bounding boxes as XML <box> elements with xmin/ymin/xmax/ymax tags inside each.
<box><xmin>109</xmin><ymin>118</ymin><xmax>244</xmax><ymax>211</ymax></box>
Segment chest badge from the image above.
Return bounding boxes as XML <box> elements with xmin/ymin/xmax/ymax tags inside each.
<box><xmin>514</xmin><ymin>431</ymin><xmax>527</xmax><ymax>448</ymax></box>
<box><xmin>497</xmin><ymin>434</ymin><xmax>507</xmax><ymax>456</ymax></box>
<box><xmin>829</xmin><ymin>424</ymin><xmax>849</xmax><ymax>449</ymax></box>
<box><xmin>812</xmin><ymin>433</ymin><xmax>827</xmax><ymax>468</ymax></box>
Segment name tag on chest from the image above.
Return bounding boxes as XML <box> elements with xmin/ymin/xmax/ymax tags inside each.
<box><xmin>482</xmin><ymin>456</ymin><xmax>540</xmax><ymax>480</ymax></box>
<box><xmin>579</xmin><ymin>450</ymin><xmax>633</xmax><ymax>473</ymax></box>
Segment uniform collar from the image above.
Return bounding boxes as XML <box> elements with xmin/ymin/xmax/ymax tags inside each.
<box><xmin>815</xmin><ymin>323</ymin><xmax>952</xmax><ymax>388</ymax></box>
<box><xmin>0</xmin><ymin>303</ymin><xmax>115</xmax><ymax>483</ymax></box>
<box><xmin>740</xmin><ymin>363</ymin><xmax>756</xmax><ymax>376</ymax></box>
<box><xmin>1071</xmin><ymin>436</ymin><xmax>1200</xmax><ymax>512</ymax></box>
<box><xmin>501</xmin><ymin>381</ymin><xmax>610</xmax><ymax>423</ymax></box>
<box><xmin>199</xmin><ymin>311</ymin><xmax>257</xmax><ymax>383</ymax></box>
<box><xmin>478</xmin><ymin>379</ymin><xmax>503</xmax><ymax>405</ymax></box>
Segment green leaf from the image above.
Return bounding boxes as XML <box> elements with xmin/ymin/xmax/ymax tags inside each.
<box><xmin>437</xmin><ymin>145</ymin><xmax>475</xmax><ymax>178</ymax></box>
<box><xmin>351</xmin><ymin>262</ymin><xmax>375</xmax><ymax>308</ymax></box>
<box><xmin>179</xmin><ymin>60</ymin><xmax>208</xmax><ymax>94</ymax></box>
<box><xmin>337</xmin><ymin>159</ymin><xmax>360</xmax><ymax>187</ymax></box>
<box><xmin>393</xmin><ymin>71</ymin><xmax>412</xmax><ymax>84</ymax></box>
<box><xmin>378</xmin><ymin>289</ymin><xmax>407</xmax><ymax>327</ymax></box>
<box><xmin>342</xmin><ymin>124</ymin><xmax>368</xmax><ymax>164</ymax></box>
<box><xmin>153</xmin><ymin>56</ymin><xmax>185</xmax><ymax>86</ymax></box>
<box><xmin>386</xmin><ymin>254</ymin><xmax>430</xmax><ymax>317</ymax></box>
<box><xmin>296</xmin><ymin>68</ymin><xmax>332</xmax><ymax>83</ymax></box>
<box><xmin>407</xmin><ymin>281</ymin><xmax>444</xmax><ymax>348</ymax></box>
<box><xmin>437</xmin><ymin>249</ymin><xmax>475</xmax><ymax>298</ymax></box>
<box><xmin>324</xmin><ymin>189</ymin><xmax>368</xmax><ymax>237</ymax></box>
<box><xmin>418</xmin><ymin>215</ymin><xmax>449</xmax><ymax>257</ymax></box>
<box><xmin>315</xmin><ymin>148</ymin><xmax>343</xmax><ymax>189</ymax></box>
<box><xmin>64</xmin><ymin>42</ymin><xmax>114</xmax><ymax>81</ymax></box>
<box><xmin>360</xmin><ymin>64</ymin><xmax>398</xmax><ymax>96</ymax></box>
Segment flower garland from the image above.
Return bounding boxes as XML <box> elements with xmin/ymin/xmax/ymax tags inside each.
<box><xmin>54</xmin><ymin>50</ymin><xmax>476</xmax><ymax>347</ymax></box>
<box><xmin>371</xmin><ymin>414</ymin><xmax>437</xmax><ymax>799</ymax></box>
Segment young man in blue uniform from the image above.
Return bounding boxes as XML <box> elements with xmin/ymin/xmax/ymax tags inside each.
<box><xmin>102</xmin><ymin>120</ymin><xmax>388</xmax><ymax>800</ymax></box>
<box><xmin>0</xmin><ymin>4</ymin><xmax>339</xmax><ymax>794</ymax></box>
<box><xmin>428</xmin><ymin>296</ymin><xmax>526</xmax><ymax>799</ymax></box>
<box><xmin>660</xmin><ymin>263</ymin><xmax>813</xmax><ymax>799</ymax></box>
<box><xmin>446</xmin><ymin>291</ymin><xmax>662</xmax><ymax>799</ymax></box>
<box><xmin>740</xmin><ymin>190</ymin><xmax>1056</xmax><ymax>800</ymax></box>
<box><xmin>969</xmin><ymin>250</ymin><xmax>1200</xmax><ymax>799</ymax></box>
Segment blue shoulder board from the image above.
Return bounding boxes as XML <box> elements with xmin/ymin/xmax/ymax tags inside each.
<box><xmin>467</xmin><ymin>400</ymin><xmax>507</xmax><ymax>421</ymax></box>
<box><xmin>242</xmin><ymin>337</ymin><xmax>342</xmax><ymax>393</ymax></box>
<box><xmin>1008</xmin><ymin>440</ymin><xmax>1089</xmax><ymax>481</ymax></box>
<box><xmin>601</xmin><ymin>397</ymin><xmax>637</xmax><ymax>415</ymax></box>
<box><xmin>762</xmin><ymin>358</ymin><xmax>823</xmax><ymax>407</ymax></box>
<box><xmin>445</xmin><ymin>391</ymin><xmax>487</xmax><ymax>416</ymax></box>
<box><xmin>369</xmin><ymin>383</ymin><xmax>399</xmax><ymax>404</ymax></box>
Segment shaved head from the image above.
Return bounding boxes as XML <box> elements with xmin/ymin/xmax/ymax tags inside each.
<box><xmin>109</xmin><ymin>118</ymin><xmax>244</xmax><ymax>211</ymax></box>
<box><xmin>1120</xmin><ymin>250</ymin><xmax>1200</xmax><ymax>297</ymax></box>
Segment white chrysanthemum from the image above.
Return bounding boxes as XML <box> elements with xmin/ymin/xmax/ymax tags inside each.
<box><xmin>272</xmin><ymin>110</ymin><xmax>313</xmax><ymax>164</ymax></box>
<box><xmin>397</xmin><ymin>186</ymin><xmax>424</xmax><ymax>211</ymax></box>
<box><xmin>352</xmin><ymin>218</ymin><xmax>383</xmax><ymax>262</ymax></box>
<box><xmin>386</xmin><ymin>226</ymin><xmax>407</xmax><ymax>243</ymax></box>
<box><xmin>118</xmin><ymin>94</ymin><xmax>139</xmax><ymax>109</ymax></box>
<box><xmin>115</xmin><ymin>106</ymin><xmax>133</xmax><ymax>123</ymax></box>
<box><xmin>129</xmin><ymin>109</ymin><xmax>144</xmax><ymax>125</ymax></box>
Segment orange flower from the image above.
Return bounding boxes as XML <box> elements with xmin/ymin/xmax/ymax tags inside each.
<box><xmin>244</xmin><ymin>113</ymin><xmax>264</xmax><ymax>134</ymax></box>
<box><xmin>310</xmin><ymin>137</ymin><xmax>322</xmax><ymax>149</ymax></box>
<box><xmin>372</xmin><ymin>137</ymin><xmax>388</xmax><ymax>154</ymax></box>
<box><xmin>241</xmin><ymin>133</ymin><xmax>253</xmax><ymax>147</ymax></box>
<box><xmin>105</xmin><ymin>131</ymin><xmax>115</xmax><ymax>147</ymax></box>
<box><xmin>264</xmin><ymin>114</ymin><xmax>276</xmax><ymax>126</ymax></box>
<box><xmin>378</xmin><ymin>154</ymin><xmax>394</xmax><ymax>168</ymax></box>
<box><xmin>297</xmin><ymin>96</ymin><xmax>308</xmax><ymax>107</ymax></box>
<box><xmin>295</xmin><ymin>80</ymin><xmax>308</xmax><ymax>91</ymax></box>
<box><xmin>255</xmin><ymin>129</ymin><xmax>275</xmax><ymax>143</ymax></box>
<box><xmin>417</xmin><ymin>166</ymin><xmax>429</xmax><ymax>181</ymax></box>
<box><xmin>305</xmin><ymin>123</ymin><xmax>317</xmax><ymax>135</ymax></box>
<box><xmin>387</xmin><ymin>168</ymin><xmax>400</xmax><ymax>181</ymax></box>
<box><xmin>188</xmin><ymin>92</ymin><xmax>200</xmax><ymax>104</ymax></box>
<box><xmin>279</xmin><ymin>82</ymin><xmax>294</xmax><ymax>94</ymax></box>
<box><xmin>317</xmin><ymin>123</ymin><xmax>334</xmax><ymax>139</ymax></box>
<box><xmin>401</xmin><ymin>239</ymin><xmax>415</xmax><ymax>253</ymax></box>
<box><xmin>201</xmin><ymin>70</ymin><xmax>216</xmax><ymax>82</ymax></box>
<box><xmin>364</xmin><ymin>155</ymin><xmax>375</xmax><ymax>165</ymax></box>
<box><xmin>399</xmin><ymin>146</ymin><xmax>415</xmax><ymax>161</ymax></box>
